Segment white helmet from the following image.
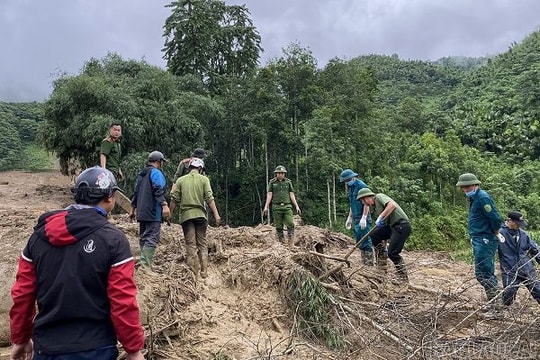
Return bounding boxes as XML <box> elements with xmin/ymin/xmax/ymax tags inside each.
<box><xmin>189</xmin><ymin>158</ymin><xmax>205</xmax><ymax>168</ymax></box>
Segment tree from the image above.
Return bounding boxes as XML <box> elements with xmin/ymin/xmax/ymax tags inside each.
<box><xmin>163</xmin><ymin>0</ymin><xmax>262</xmax><ymax>92</ymax></box>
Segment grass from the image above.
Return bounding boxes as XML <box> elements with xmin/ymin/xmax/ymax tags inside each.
<box><xmin>10</xmin><ymin>144</ymin><xmax>57</xmax><ymax>172</ymax></box>
<box><xmin>286</xmin><ymin>269</ymin><xmax>345</xmax><ymax>350</ymax></box>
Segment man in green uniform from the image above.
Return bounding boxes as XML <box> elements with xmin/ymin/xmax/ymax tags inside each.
<box><xmin>263</xmin><ymin>165</ymin><xmax>301</xmax><ymax>248</ymax></box>
<box><xmin>100</xmin><ymin>122</ymin><xmax>123</xmax><ymax>180</ymax></box>
<box><xmin>169</xmin><ymin>158</ymin><xmax>221</xmax><ymax>279</ymax></box>
<box><xmin>357</xmin><ymin>188</ymin><xmax>411</xmax><ymax>283</ymax></box>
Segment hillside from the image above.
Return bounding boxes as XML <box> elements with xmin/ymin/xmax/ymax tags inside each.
<box><xmin>1</xmin><ymin>170</ymin><xmax>539</xmax><ymax>359</ymax></box>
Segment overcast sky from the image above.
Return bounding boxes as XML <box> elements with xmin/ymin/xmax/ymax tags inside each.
<box><xmin>1</xmin><ymin>0</ymin><xmax>539</xmax><ymax>102</ymax></box>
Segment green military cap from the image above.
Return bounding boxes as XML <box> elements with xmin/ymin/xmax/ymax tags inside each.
<box><xmin>456</xmin><ymin>173</ymin><xmax>481</xmax><ymax>187</ymax></box>
<box><xmin>274</xmin><ymin>165</ymin><xmax>287</xmax><ymax>173</ymax></box>
<box><xmin>356</xmin><ymin>188</ymin><xmax>375</xmax><ymax>200</ymax></box>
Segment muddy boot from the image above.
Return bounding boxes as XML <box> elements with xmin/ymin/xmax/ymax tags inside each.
<box><xmin>287</xmin><ymin>230</ymin><xmax>295</xmax><ymax>248</ymax></box>
<box><xmin>481</xmin><ymin>289</ymin><xmax>503</xmax><ymax>319</ymax></box>
<box><xmin>140</xmin><ymin>246</ymin><xmax>156</xmax><ymax>267</ymax></box>
<box><xmin>199</xmin><ymin>252</ymin><xmax>209</xmax><ymax>279</ymax></box>
<box><xmin>361</xmin><ymin>251</ymin><xmax>374</xmax><ymax>266</ymax></box>
<box><xmin>375</xmin><ymin>245</ymin><xmax>388</xmax><ymax>274</ymax></box>
<box><xmin>186</xmin><ymin>253</ymin><xmax>200</xmax><ymax>277</ymax></box>
<box><xmin>276</xmin><ymin>229</ymin><xmax>285</xmax><ymax>243</ymax></box>
<box><xmin>395</xmin><ymin>259</ymin><xmax>409</xmax><ymax>283</ymax></box>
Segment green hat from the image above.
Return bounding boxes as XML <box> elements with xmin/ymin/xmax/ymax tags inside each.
<box><xmin>356</xmin><ymin>188</ymin><xmax>375</xmax><ymax>200</ymax></box>
<box><xmin>456</xmin><ymin>173</ymin><xmax>481</xmax><ymax>187</ymax></box>
<box><xmin>274</xmin><ymin>165</ymin><xmax>287</xmax><ymax>173</ymax></box>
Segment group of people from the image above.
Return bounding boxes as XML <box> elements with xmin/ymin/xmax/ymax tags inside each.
<box><xmin>8</xmin><ymin>123</ymin><xmax>540</xmax><ymax>358</ymax></box>
<box><xmin>456</xmin><ymin>173</ymin><xmax>540</xmax><ymax>318</ymax></box>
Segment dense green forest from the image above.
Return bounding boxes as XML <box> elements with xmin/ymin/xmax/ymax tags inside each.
<box><xmin>2</xmin><ymin>0</ymin><xmax>540</xmax><ymax>255</ymax></box>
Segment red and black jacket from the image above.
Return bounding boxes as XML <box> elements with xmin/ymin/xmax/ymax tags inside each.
<box><xmin>10</xmin><ymin>205</ymin><xmax>144</xmax><ymax>354</ymax></box>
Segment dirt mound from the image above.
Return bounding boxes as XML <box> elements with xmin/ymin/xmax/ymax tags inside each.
<box><xmin>1</xmin><ymin>170</ymin><xmax>540</xmax><ymax>359</ymax></box>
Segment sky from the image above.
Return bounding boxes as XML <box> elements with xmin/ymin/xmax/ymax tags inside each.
<box><xmin>1</xmin><ymin>0</ymin><xmax>539</xmax><ymax>102</ymax></box>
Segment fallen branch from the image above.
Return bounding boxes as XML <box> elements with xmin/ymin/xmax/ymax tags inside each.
<box><xmin>309</xmin><ymin>251</ymin><xmax>351</xmax><ymax>266</ymax></box>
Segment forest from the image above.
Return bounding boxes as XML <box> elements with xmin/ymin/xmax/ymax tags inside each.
<box><xmin>2</xmin><ymin>0</ymin><xmax>540</xmax><ymax>257</ymax></box>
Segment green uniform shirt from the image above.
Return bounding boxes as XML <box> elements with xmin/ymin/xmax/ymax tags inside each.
<box><xmin>100</xmin><ymin>138</ymin><xmax>121</xmax><ymax>174</ymax></box>
<box><xmin>373</xmin><ymin>193</ymin><xmax>409</xmax><ymax>225</ymax></box>
<box><xmin>171</xmin><ymin>170</ymin><xmax>213</xmax><ymax>224</ymax></box>
<box><xmin>267</xmin><ymin>178</ymin><xmax>294</xmax><ymax>206</ymax></box>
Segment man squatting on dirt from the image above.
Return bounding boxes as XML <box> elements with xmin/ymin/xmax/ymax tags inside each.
<box><xmin>356</xmin><ymin>188</ymin><xmax>411</xmax><ymax>282</ymax></box>
<box><xmin>498</xmin><ymin>211</ymin><xmax>540</xmax><ymax>306</ymax></box>
<box><xmin>9</xmin><ymin>166</ymin><xmax>144</xmax><ymax>360</ymax></box>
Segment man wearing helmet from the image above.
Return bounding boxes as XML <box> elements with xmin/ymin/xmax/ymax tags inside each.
<box><xmin>339</xmin><ymin>169</ymin><xmax>373</xmax><ymax>266</ymax></box>
<box><xmin>456</xmin><ymin>173</ymin><xmax>503</xmax><ymax>317</ymax></box>
<box><xmin>130</xmin><ymin>151</ymin><xmax>171</xmax><ymax>268</ymax></box>
<box><xmin>170</xmin><ymin>157</ymin><xmax>221</xmax><ymax>279</ymax></box>
<box><xmin>357</xmin><ymin>188</ymin><xmax>411</xmax><ymax>283</ymax></box>
<box><xmin>263</xmin><ymin>165</ymin><xmax>301</xmax><ymax>247</ymax></box>
<box><xmin>10</xmin><ymin>166</ymin><xmax>144</xmax><ymax>360</ymax></box>
<box><xmin>173</xmin><ymin>147</ymin><xmax>207</xmax><ymax>182</ymax></box>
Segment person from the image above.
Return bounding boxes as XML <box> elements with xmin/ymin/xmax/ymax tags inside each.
<box><xmin>173</xmin><ymin>148</ymin><xmax>206</xmax><ymax>182</ymax></box>
<box><xmin>263</xmin><ymin>165</ymin><xmax>301</xmax><ymax>248</ymax></box>
<box><xmin>339</xmin><ymin>169</ymin><xmax>373</xmax><ymax>266</ymax></box>
<box><xmin>100</xmin><ymin>122</ymin><xmax>123</xmax><ymax>181</ymax></box>
<box><xmin>456</xmin><ymin>173</ymin><xmax>503</xmax><ymax>314</ymax></box>
<box><xmin>130</xmin><ymin>151</ymin><xmax>171</xmax><ymax>268</ymax></box>
<box><xmin>9</xmin><ymin>166</ymin><xmax>144</xmax><ymax>360</ymax></box>
<box><xmin>498</xmin><ymin>211</ymin><xmax>540</xmax><ymax>306</ymax></box>
<box><xmin>169</xmin><ymin>158</ymin><xmax>221</xmax><ymax>278</ymax></box>
<box><xmin>356</xmin><ymin>188</ymin><xmax>411</xmax><ymax>282</ymax></box>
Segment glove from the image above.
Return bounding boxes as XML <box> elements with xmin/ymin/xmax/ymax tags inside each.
<box><xmin>496</xmin><ymin>233</ymin><xmax>505</xmax><ymax>243</ymax></box>
<box><xmin>376</xmin><ymin>215</ymin><xmax>385</xmax><ymax>228</ymax></box>
<box><xmin>345</xmin><ymin>216</ymin><xmax>353</xmax><ymax>230</ymax></box>
<box><xmin>359</xmin><ymin>215</ymin><xmax>367</xmax><ymax>230</ymax></box>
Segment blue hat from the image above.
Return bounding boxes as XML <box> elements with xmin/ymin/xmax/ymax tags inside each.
<box><xmin>339</xmin><ymin>169</ymin><xmax>358</xmax><ymax>183</ymax></box>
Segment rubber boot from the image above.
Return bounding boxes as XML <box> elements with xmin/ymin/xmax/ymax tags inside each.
<box><xmin>481</xmin><ymin>289</ymin><xmax>503</xmax><ymax>319</ymax></box>
<box><xmin>361</xmin><ymin>251</ymin><xmax>374</xmax><ymax>266</ymax></box>
<box><xmin>199</xmin><ymin>252</ymin><xmax>209</xmax><ymax>278</ymax></box>
<box><xmin>375</xmin><ymin>244</ymin><xmax>388</xmax><ymax>274</ymax></box>
<box><xmin>276</xmin><ymin>230</ymin><xmax>285</xmax><ymax>243</ymax></box>
<box><xmin>287</xmin><ymin>230</ymin><xmax>295</xmax><ymax>248</ymax></box>
<box><xmin>395</xmin><ymin>259</ymin><xmax>409</xmax><ymax>283</ymax></box>
<box><xmin>186</xmin><ymin>252</ymin><xmax>200</xmax><ymax>277</ymax></box>
<box><xmin>141</xmin><ymin>246</ymin><xmax>156</xmax><ymax>267</ymax></box>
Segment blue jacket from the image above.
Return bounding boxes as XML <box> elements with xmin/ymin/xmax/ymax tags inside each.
<box><xmin>347</xmin><ymin>179</ymin><xmax>370</xmax><ymax>222</ymax></box>
<box><xmin>131</xmin><ymin>165</ymin><xmax>167</xmax><ymax>222</ymax></box>
<box><xmin>467</xmin><ymin>189</ymin><xmax>502</xmax><ymax>239</ymax></box>
<box><xmin>498</xmin><ymin>224</ymin><xmax>540</xmax><ymax>276</ymax></box>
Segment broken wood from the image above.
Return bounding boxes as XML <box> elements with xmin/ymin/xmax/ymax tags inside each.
<box><xmin>309</xmin><ymin>251</ymin><xmax>351</xmax><ymax>266</ymax></box>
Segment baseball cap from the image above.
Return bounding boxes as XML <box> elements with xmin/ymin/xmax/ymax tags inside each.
<box><xmin>508</xmin><ymin>211</ymin><xmax>528</xmax><ymax>227</ymax></box>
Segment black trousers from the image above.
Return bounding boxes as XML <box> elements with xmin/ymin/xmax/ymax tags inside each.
<box><xmin>371</xmin><ymin>221</ymin><xmax>411</xmax><ymax>264</ymax></box>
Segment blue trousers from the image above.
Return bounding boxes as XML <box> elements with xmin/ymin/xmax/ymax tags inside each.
<box><xmin>353</xmin><ymin>221</ymin><xmax>373</xmax><ymax>252</ymax></box>
<box><xmin>502</xmin><ymin>271</ymin><xmax>540</xmax><ymax>306</ymax></box>
<box><xmin>471</xmin><ymin>236</ymin><xmax>499</xmax><ymax>298</ymax></box>
<box><xmin>139</xmin><ymin>221</ymin><xmax>162</xmax><ymax>248</ymax></box>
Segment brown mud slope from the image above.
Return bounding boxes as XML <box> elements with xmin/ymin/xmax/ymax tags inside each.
<box><xmin>1</xmin><ymin>170</ymin><xmax>540</xmax><ymax>360</ymax></box>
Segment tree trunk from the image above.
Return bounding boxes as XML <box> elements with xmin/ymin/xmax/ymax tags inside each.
<box><xmin>327</xmin><ymin>180</ymin><xmax>332</xmax><ymax>227</ymax></box>
<box><xmin>332</xmin><ymin>173</ymin><xmax>337</xmax><ymax>223</ymax></box>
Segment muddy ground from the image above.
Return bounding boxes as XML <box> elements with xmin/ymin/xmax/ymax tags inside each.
<box><xmin>1</xmin><ymin>170</ymin><xmax>539</xmax><ymax>359</ymax></box>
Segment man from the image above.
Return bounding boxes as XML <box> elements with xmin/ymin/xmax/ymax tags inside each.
<box><xmin>170</xmin><ymin>158</ymin><xmax>221</xmax><ymax>279</ymax></box>
<box><xmin>498</xmin><ymin>211</ymin><xmax>540</xmax><ymax>306</ymax></box>
<box><xmin>10</xmin><ymin>166</ymin><xmax>144</xmax><ymax>360</ymax></box>
<box><xmin>456</xmin><ymin>173</ymin><xmax>503</xmax><ymax>315</ymax></box>
<box><xmin>173</xmin><ymin>148</ymin><xmax>206</xmax><ymax>182</ymax></box>
<box><xmin>356</xmin><ymin>188</ymin><xmax>411</xmax><ymax>282</ymax></box>
<box><xmin>339</xmin><ymin>169</ymin><xmax>373</xmax><ymax>266</ymax></box>
<box><xmin>100</xmin><ymin>122</ymin><xmax>123</xmax><ymax>181</ymax></box>
<box><xmin>263</xmin><ymin>165</ymin><xmax>301</xmax><ymax>248</ymax></box>
<box><xmin>130</xmin><ymin>151</ymin><xmax>171</xmax><ymax>268</ymax></box>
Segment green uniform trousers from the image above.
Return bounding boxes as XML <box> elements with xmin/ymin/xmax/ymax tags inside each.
<box><xmin>272</xmin><ymin>204</ymin><xmax>294</xmax><ymax>236</ymax></box>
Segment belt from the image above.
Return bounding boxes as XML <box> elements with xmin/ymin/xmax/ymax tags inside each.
<box><xmin>392</xmin><ymin>219</ymin><xmax>409</xmax><ymax>226</ymax></box>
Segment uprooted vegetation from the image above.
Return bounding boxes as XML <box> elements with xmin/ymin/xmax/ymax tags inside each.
<box><xmin>1</xmin><ymin>170</ymin><xmax>540</xmax><ymax>360</ymax></box>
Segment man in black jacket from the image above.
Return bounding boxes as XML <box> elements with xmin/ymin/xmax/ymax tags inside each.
<box><xmin>498</xmin><ymin>211</ymin><xmax>540</xmax><ymax>306</ymax></box>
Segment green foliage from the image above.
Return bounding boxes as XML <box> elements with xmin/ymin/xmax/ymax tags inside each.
<box><xmin>0</xmin><ymin>118</ymin><xmax>22</xmax><ymax>170</ymax></box>
<box><xmin>15</xmin><ymin>144</ymin><xmax>57</xmax><ymax>172</ymax></box>
<box><xmin>40</xmin><ymin>53</ymin><xmax>212</xmax><ymax>178</ymax></box>
<box><xmin>285</xmin><ymin>269</ymin><xmax>345</xmax><ymax>349</ymax></box>
<box><xmin>163</xmin><ymin>0</ymin><xmax>262</xmax><ymax>92</ymax></box>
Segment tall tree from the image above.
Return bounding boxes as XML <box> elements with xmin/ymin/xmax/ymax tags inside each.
<box><xmin>163</xmin><ymin>0</ymin><xmax>262</xmax><ymax>92</ymax></box>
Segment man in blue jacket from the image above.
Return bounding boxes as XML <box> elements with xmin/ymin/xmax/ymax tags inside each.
<box><xmin>498</xmin><ymin>211</ymin><xmax>540</xmax><ymax>306</ymax></box>
<box><xmin>339</xmin><ymin>169</ymin><xmax>373</xmax><ymax>266</ymax></box>
<box><xmin>456</xmin><ymin>173</ymin><xmax>503</xmax><ymax>316</ymax></box>
<box><xmin>130</xmin><ymin>151</ymin><xmax>170</xmax><ymax>267</ymax></box>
